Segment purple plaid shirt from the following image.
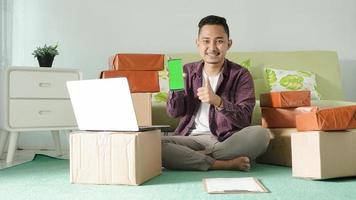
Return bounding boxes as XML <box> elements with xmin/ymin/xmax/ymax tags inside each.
<box><xmin>167</xmin><ymin>59</ymin><xmax>255</xmax><ymax>142</ymax></box>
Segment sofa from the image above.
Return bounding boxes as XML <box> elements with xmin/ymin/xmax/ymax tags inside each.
<box><xmin>151</xmin><ymin>51</ymin><xmax>356</xmax><ymax>166</ymax></box>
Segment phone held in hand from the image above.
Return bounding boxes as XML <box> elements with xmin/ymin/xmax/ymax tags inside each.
<box><xmin>168</xmin><ymin>58</ymin><xmax>184</xmax><ymax>90</ymax></box>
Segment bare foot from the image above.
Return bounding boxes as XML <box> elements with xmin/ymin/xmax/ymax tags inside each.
<box><xmin>211</xmin><ymin>156</ymin><xmax>250</xmax><ymax>171</ymax></box>
<box><xmin>229</xmin><ymin>157</ymin><xmax>250</xmax><ymax>171</ymax></box>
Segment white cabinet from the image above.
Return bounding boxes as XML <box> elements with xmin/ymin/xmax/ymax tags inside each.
<box><xmin>0</xmin><ymin>67</ymin><xmax>82</xmax><ymax>163</ymax></box>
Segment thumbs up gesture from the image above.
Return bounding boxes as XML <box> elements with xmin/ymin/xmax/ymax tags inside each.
<box><xmin>197</xmin><ymin>77</ymin><xmax>222</xmax><ymax>107</ymax></box>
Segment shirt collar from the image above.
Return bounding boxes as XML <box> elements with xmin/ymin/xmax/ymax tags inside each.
<box><xmin>192</xmin><ymin>59</ymin><xmax>229</xmax><ymax>78</ymax></box>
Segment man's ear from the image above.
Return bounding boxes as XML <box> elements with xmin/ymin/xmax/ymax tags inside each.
<box><xmin>196</xmin><ymin>38</ymin><xmax>199</xmax><ymax>47</ymax></box>
<box><xmin>228</xmin><ymin>40</ymin><xmax>232</xmax><ymax>49</ymax></box>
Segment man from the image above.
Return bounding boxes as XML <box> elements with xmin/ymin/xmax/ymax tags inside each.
<box><xmin>162</xmin><ymin>15</ymin><xmax>270</xmax><ymax>171</ymax></box>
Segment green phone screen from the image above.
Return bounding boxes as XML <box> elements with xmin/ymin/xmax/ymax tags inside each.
<box><xmin>168</xmin><ymin>59</ymin><xmax>184</xmax><ymax>90</ymax></box>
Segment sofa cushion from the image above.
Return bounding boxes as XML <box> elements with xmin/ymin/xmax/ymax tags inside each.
<box><xmin>264</xmin><ymin>67</ymin><xmax>321</xmax><ymax>100</ymax></box>
<box><xmin>152</xmin><ymin>51</ymin><xmax>349</xmax><ymax>130</ymax></box>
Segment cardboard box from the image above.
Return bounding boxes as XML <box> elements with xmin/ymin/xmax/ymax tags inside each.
<box><xmin>110</xmin><ymin>54</ymin><xmax>164</xmax><ymax>71</ymax></box>
<box><xmin>260</xmin><ymin>91</ymin><xmax>311</xmax><ymax>108</ymax></box>
<box><xmin>350</xmin><ymin>110</ymin><xmax>356</xmax><ymax>128</ymax></box>
<box><xmin>296</xmin><ymin>105</ymin><xmax>356</xmax><ymax>131</ymax></box>
<box><xmin>100</xmin><ymin>70</ymin><xmax>160</xmax><ymax>93</ymax></box>
<box><xmin>131</xmin><ymin>93</ymin><xmax>152</xmax><ymax>126</ymax></box>
<box><xmin>291</xmin><ymin>130</ymin><xmax>356</xmax><ymax>179</ymax></box>
<box><xmin>257</xmin><ymin>128</ymin><xmax>297</xmax><ymax>167</ymax></box>
<box><xmin>261</xmin><ymin>107</ymin><xmax>316</xmax><ymax>128</ymax></box>
<box><xmin>70</xmin><ymin>130</ymin><xmax>162</xmax><ymax>185</ymax></box>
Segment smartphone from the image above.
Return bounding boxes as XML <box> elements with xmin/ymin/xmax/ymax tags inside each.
<box><xmin>168</xmin><ymin>58</ymin><xmax>184</xmax><ymax>90</ymax></box>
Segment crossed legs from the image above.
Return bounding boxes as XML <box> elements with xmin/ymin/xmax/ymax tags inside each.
<box><xmin>161</xmin><ymin>126</ymin><xmax>270</xmax><ymax>171</ymax></box>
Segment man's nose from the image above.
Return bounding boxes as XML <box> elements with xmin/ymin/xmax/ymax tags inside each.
<box><xmin>208</xmin><ymin>41</ymin><xmax>217</xmax><ymax>50</ymax></box>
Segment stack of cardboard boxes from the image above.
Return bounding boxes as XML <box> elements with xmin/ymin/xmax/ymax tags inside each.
<box><xmin>69</xmin><ymin>54</ymin><xmax>165</xmax><ymax>185</ymax></box>
<box><xmin>257</xmin><ymin>91</ymin><xmax>314</xmax><ymax>166</ymax></box>
<box><xmin>101</xmin><ymin>53</ymin><xmax>164</xmax><ymax>126</ymax></box>
<box><xmin>292</xmin><ymin>105</ymin><xmax>356</xmax><ymax>180</ymax></box>
<box><xmin>260</xmin><ymin>91</ymin><xmax>314</xmax><ymax>128</ymax></box>
<box><xmin>103</xmin><ymin>54</ymin><xmax>163</xmax><ymax>93</ymax></box>
<box><xmin>257</xmin><ymin>90</ymin><xmax>356</xmax><ymax>179</ymax></box>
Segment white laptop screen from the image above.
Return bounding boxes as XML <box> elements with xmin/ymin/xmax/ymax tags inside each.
<box><xmin>66</xmin><ymin>78</ymin><xmax>139</xmax><ymax>131</ymax></box>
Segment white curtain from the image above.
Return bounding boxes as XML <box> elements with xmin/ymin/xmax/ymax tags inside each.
<box><xmin>0</xmin><ymin>0</ymin><xmax>12</xmax><ymax>68</ymax></box>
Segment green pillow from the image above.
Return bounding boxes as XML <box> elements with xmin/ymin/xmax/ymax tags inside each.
<box><xmin>264</xmin><ymin>67</ymin><xmax>321</xmax><ymax>100</ymax></box>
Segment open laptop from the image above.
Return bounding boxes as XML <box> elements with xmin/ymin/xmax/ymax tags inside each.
<box><xmin>66</xmin><ymin>77</ymin><xmax>168</xmax><ymax>132</ymax></box>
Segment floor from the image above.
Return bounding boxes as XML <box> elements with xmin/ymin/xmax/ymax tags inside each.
<box><xmin>1</xmin><ymin>153</ymin><xmax>355</xmax><ymax>200</ymax></box>
<box><xmin>0</xmin><ymin>149</ymin><xmax>68</xmax><ymax>169</ymax></box>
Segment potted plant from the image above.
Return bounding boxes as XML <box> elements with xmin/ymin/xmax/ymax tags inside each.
<box><xmin>32</xmin><ymin>43</ymin><xmax>59</xmax><ymax>67</ymax></box>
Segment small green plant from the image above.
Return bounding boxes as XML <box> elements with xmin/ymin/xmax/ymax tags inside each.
<box><xmin>239</xmin><ymin>59</ymin><xmax>251</xmax><ymax>70</ymax></box>
<box><xmin>32</xmin><ymin>43</ymin><xmax>59</xmax><ymax>58</ymax></box>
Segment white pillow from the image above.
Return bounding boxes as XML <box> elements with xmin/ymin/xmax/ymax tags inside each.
<box><xmin>264</xmin><ymin>67</ymin><xmax>321</xmax><ymax>100</ymax></box>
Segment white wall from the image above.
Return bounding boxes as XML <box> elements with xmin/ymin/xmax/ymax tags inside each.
<box><xmin>9</xmin><ymin>0</ymin><xmax>356</xmax><ymax>149</ymax></box>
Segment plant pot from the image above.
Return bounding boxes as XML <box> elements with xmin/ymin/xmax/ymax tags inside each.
<box><xmin>37</xmin><ymin>55</ymin><xmax>55</xmax><ymax>67</ymax></box>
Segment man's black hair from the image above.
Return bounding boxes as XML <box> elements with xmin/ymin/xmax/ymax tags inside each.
<box><xmin>198</xmin><ymin>15</ymin><xmax>230</xmax><ymax>38</ymax></box>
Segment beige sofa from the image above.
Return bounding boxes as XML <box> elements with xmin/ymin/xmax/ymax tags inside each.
<box><xmin>151</xmin><ymin>51</ymin><xmax>356</xmax><ymax>166</ymax></box>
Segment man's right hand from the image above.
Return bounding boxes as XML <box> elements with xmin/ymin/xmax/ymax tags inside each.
<box><xmin>197</xmin><ymin>77</ymin><xmax>222</xmax><ymax>107</ymax></box>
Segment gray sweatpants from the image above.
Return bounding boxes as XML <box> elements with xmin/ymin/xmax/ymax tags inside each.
<box><xmin>161</xmin><ymin>125</ymin><xmax>270</xmax><ymax>171</ymax></box>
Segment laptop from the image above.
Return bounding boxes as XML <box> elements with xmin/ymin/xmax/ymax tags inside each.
<box><xmin>66</xmin><ymin>77</ymin><xmax>168</xmax><ymax>132</ymax></box>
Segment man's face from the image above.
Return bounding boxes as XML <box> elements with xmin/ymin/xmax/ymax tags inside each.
<box><xmin>196</xmin><ymin>25</ymin><xmax>232</xmax><ymax>66</ymax></box>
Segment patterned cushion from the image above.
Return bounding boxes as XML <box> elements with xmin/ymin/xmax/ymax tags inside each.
<box><xmin>264</xmin><ymin>67</ymin><xmax>321</xmax><ymax>100</ymax></box>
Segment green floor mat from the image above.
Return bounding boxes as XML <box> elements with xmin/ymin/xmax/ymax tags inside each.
<box><xmin>0</xmin><ymin>155</ymin><xmax>355</xmax><ymax>200</ymax></box>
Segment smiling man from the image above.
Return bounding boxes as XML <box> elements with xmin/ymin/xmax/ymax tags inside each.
<box><xmin>162</xmin><ymin>15</ymin><xmax>270</xmax><ymax>171</ymax></box>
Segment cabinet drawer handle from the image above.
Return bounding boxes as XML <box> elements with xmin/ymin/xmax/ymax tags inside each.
<box><xmin>38</xmin><ymin>110</ymin><xmax>51</xmax><ymax>115</ymax></box>
<box><xmin>39</xmin><ymin>82</ymin><xmax>52</xmax><ymax>87</ymax></box>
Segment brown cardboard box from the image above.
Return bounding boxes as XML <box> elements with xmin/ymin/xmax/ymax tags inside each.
<box><xmin>100</xmin><ymin>70</ymin><xmax>160</xmax><ymax>93</ymax></box>
<box><xmin>257</xmin><ymin>128</ymin><xmax>297</xmax><ymax>167</ymax></box>
<box><xmin>261</xmin><ymin>107</ymin><xmax>316</xmax><ymax>128</ymax></box>
<box><xmin>296</xmin><ymin>105</ymin><xmax>356</xmax><ymax>131</ymax></box>
<box><xmin>350</xmin><ymin>111</ymin><xmax>356</xmax><ymax>128</ymax></box>
<box><xmin>260</xmin><ymin>91</ymin><xmax>311</xmax><ymax>108</ymax></box>
<box><xmin>291</xmin><ymin>130</ymin><xmax>356</xmax><ymax>179</ymax></box>
<box><xmin>70</xmin><ymin>130</ymin><xmax>162</xmax><ymax>185</ymax></box>
<box><xmin>110</xmin><ymin>54</ymin><xmax>164</xmax><ymax>71</ymax></box>
<box><xmin>131</xmin><ymin>93</ymin><xmax>152</xmax><ymax>126</ymax></box>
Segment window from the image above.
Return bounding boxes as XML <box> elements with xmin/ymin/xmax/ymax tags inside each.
<box><xmin>0</xmin><ymin>0</ymin><xmax>12</xmax><ymax>68</ymax></box>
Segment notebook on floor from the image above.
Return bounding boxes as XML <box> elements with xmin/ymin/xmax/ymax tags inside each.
<box><xmin>66</xmin><ymin>77</ymin><xmax>168</xmax><ymax>132</ymax></box>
